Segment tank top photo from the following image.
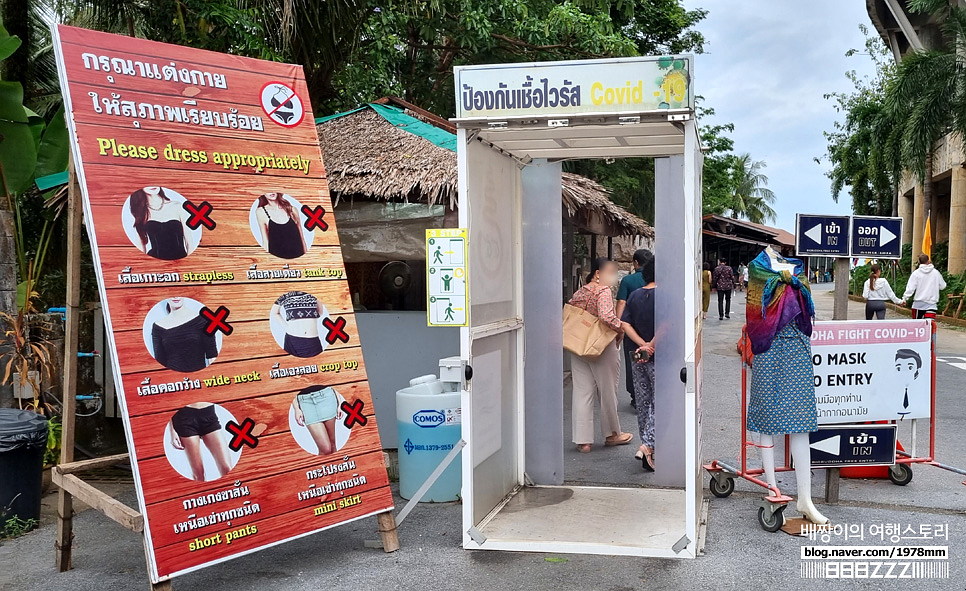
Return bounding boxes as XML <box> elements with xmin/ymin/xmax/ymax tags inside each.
<box><xmin>262</xmin><ymin>205</ymin><xmax>304</xmax><ymax>259</ymax></box>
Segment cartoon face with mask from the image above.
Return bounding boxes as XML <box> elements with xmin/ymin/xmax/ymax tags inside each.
<box><xmin>894</xmin><ymin>349</ymin><xmax>922</xmax><ymax>417</ymax></box>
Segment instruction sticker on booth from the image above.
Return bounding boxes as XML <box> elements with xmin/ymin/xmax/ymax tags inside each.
<box><xmin>426</xmin><ymin>228</ymin><xmax>468</xmax><ymax>327</ymax></box>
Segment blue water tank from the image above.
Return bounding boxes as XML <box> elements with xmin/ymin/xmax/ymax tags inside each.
<box><xmin>396</xmin><ymin>374</ymin><xmax>461</xmax><ymax>502</ymax></box>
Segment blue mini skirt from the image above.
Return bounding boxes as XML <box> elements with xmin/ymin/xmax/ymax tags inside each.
<box><xmin>298</xmin><ymin>387</ymin><xmax>338</xmax><ymax>424</ymax></box>
<box><xmin>747</xmin><ymin>323</ymin><xmax>818</xmax><ymax>435</ymax></box>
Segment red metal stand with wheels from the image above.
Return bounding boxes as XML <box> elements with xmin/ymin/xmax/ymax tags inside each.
<box><xmin>703</xmin><ymin>322</ymin><xmax>966</xmax><ymax>532</ymax></box>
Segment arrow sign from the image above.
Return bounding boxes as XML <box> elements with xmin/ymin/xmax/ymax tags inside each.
<box><xmin>879</xmin><ymin>225</ymin><xmax>896</xmax><ymax>246</ymax></box>
<box><xmin>795</xmin><ymin>214</ymin><xmax>851</xmax><ymax>257</ymax></box>
<box><xmin>810</xmin><ymin>434</ymin><xmax>840</xmax><ymax>456</ymax></box>
<box><xmin>808</xmin><ymin>424</ymin><xmax>897</xmax><ymax>467</ymax></box>
<box><xmin>851</xmin><ymin>215</ymin><xmax>903</xmax><ymax>259</ymax></box>
<box><xmin>804</xmin><ymin>223</ymin><xmax>822</xmax><ymax>244</ymax></box>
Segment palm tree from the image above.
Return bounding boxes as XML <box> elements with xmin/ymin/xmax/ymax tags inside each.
<box><xmin>885</xmin><ymin>0</ymin><xmax>966</xmax><ymax>227</ymax></box>
<box><xmin>728</xmin><ymin>153</ymin><xmax>777</xmax><ymax>224</ymax></box>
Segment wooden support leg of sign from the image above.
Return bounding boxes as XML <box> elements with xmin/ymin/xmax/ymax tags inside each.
<box><xmin>53</xmin><ymin>162</ymin><xmax>166</xmax><ymax>590</ymax></box>
<box><xmin>377</xmin><ymin>511</ymin><xmax>400</xmax><ymax>552</ymax></box>
<box><xmin>55</xmin><ymin>158</ymin><xmax>82</xmax><ymax>572</ymax></box>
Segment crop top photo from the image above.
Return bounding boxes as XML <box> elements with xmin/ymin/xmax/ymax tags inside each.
<box><xmin>275</xmin><ymin>291</ymin><xmax>321</xmax><ymax>320</ymax></box>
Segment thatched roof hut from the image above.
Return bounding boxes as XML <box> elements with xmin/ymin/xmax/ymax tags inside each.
<box><xmin>319</xmin><ymin>108</ymin><xmax>458</xmax><ymax>209</ymax></box>
<box><xmin>316</xmin><ymin>98</ymin><xmax>651</xmax><ymax>238</ymax></box>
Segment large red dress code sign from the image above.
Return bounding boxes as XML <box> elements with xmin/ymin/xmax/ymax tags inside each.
<box><xmin>52</xmin><ymin>25</ymin><xmax>393</xmax><ymax>582</ymax></box>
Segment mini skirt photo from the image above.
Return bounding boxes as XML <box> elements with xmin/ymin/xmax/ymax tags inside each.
<box><xmin>747</xmin><ymin>323</ymin><xmax>818</xmax><ymax>435</ymax></box>
<box><xmin>298</xmin><ymin>387</ymin><xmax>339</xmax><ymax>424</ymax></box>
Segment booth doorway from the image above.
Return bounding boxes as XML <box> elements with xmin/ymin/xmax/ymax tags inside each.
<box><xmin>453</xmin><ymin>57</ymin><xmax>704</xmax><ymax>558</ymax></box>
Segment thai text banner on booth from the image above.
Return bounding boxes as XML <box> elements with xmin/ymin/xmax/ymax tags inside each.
<box><xmin>455</xmin><ymin>55</ymin><xmax>694</xmax><ymax>119</ymax></box>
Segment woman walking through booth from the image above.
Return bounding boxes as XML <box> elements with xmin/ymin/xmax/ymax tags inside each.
<box><xmin>621</xmin><ymin>254</ymin><xmax>657</xmax><ymax>471</ymax></box>
<box><xmin>568</xmin><ymin>258</ymin><xmax>633</xmax><ymax>453</ymax></box>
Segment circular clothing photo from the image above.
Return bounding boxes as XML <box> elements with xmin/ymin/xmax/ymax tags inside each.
<box><xmin>121</xmin><ymin>186</ymin><xmax>201</xmax><ymax>260</ymax></box>
<box><xmin>249</xmin><ymin>193</ymin><xmax>314</xmax><ymax>259</ymax></box>
<box><xmin>163</xmin><ymin>402</ymin><xmax>241</xmax><ymax>482</ymax></box>
<box><xmin>143</xmin><ymin>297</ymin><xmax>223</xmax><ymax>372</ymax></box>
<box><xmin>289</xmin><ymin>386</ymin><xmax>351</xmax><ymax>456</ymax></box>
<box><xmin>270</xmin><ymin>290</ymin><xmax>330</xmax><ymax>358</ymax></box>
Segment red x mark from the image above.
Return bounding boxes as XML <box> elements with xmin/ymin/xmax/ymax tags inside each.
<box><xmin>200</xmin><ymin>306</ymin><xmax>233</xmax><ymax>335</ymax></box>
<box><xmin>322</xmin><ymin>316</ymin><xmax>349</xmax><ymax>344</ymax></box>
<box><xmin>341</xmin><ymin>399</ymin><xmax>367</xmax><ymax>428</ymax></box>
<box><xmin>226</xmin><ymin>418</ymin><xmax>259</xmax><ymax>451</ymax></box>
<box><xmin>183</xmin><ymin>200</ymin><xmax>217</xmax><ymax>230</ymax></box>
<box><xmin>301</xmin><ymin>204</ymin><xmax>329</xmax><ymax>231</ymax></box>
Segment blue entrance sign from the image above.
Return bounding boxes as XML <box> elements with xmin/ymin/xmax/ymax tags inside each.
<box><xmin>795</xmin><ymin>214</ymin><xmax>851</xmax><ymax>257</ymax></box>
<box><xmin>851</xmin><ymin>215</ymin><xmax>903</xmax><ymax>259</ymax></box>
<box><xmin>808</xmin><ymin>424</ymin><xmax>897</xmax><ymax>467</ymax></box>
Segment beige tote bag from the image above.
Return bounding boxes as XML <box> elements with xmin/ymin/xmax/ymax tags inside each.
<box><xmin>562</xmin><ymin>292</ymin><xmax>617</xmax><ymax>358</ymax></box>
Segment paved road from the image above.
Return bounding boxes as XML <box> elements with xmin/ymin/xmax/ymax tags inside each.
<box><xmin>2</xmin><ymin>282</ymin><xmax>964</xmax><ymax>590</ymax></box>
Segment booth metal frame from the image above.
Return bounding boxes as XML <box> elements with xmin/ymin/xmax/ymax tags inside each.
<box><xmin>451</xmin><ymin>56</ymin><xmax>705</xmax><ymax>559</ymax></box>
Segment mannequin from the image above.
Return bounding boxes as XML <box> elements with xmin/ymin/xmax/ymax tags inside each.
<box><xmin>748</xmin><ymin>246</ymin><xmax>828</xmax><ymax>525</ymax></box>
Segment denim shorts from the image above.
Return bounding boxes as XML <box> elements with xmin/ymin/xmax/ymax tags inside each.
<box><xmin>298</xmin><ymin>387</ymin><xmax>338</xmax><ymax>424</ymax></box>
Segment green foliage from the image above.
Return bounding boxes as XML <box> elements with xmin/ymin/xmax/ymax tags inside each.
<box><xmin>60</xmin><ymin>1</ymin><xmax>705</xmax><ymax>115</ymax></box>
<box><xmin>332</xmin><ymin>0</ymin><xmax>707</xmax><ymax>115</ymax></box>
<box><xmin>44</xmin><ymin>415</ymin><xmax>61</xmax><ymax>465</ymax></box>
<box><xmin>565</xmin><ymin>158</ymin><xmax>655</xmax><ymax>223</ymax></box>
<box><xmin>821</xmin><ymin>26</ymin><xmax>901</xmax><ymax>216</ymax></box>
<box><xmin>1</xmin><ymin>515</ymin><xmax>37</xmax><ymax>539</ymax></box>
<box><xmin>698</xmin><ymin>105</ymin><xmax>776</xmax><ymax>223</ymax></box>
<box><xmin>727</xmin><ymin>153</ymin><xmax>776</xmax><ymax>224</ymax></box>
<box><xmin>884</xmin><ymin>0</ymin><xmax>966</xmax><ymax>184</ymax></box>
<box><xmin>0</xmin><ymin>15</ymin><xmax>68</xmax><ymax>312</ymax></box>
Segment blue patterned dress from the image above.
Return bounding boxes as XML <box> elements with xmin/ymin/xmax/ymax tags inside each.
<box><xmin>747</xmin><ymin>322</ymin><xmax>818</xmax><ymax>434</ymax></box>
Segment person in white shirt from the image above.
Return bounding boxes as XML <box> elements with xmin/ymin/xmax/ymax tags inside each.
<box><xmin>902</xmin><ymin>254</ymin><xmax>948</xmax><ymax>319</ymax></box>
<box><xmin>862</xmin><ymin>263</ymin><xmax>903</xmax><ymax>319</ymax></box>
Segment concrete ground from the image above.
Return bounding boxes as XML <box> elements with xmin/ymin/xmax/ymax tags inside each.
<box><xmin>2</xmin><ymin>282</ymin><xmax>965</xmax><ymax>590</ymax></box>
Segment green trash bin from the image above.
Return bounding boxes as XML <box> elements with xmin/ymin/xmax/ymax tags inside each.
<box><xmin>0</xmin><ymin>409</ymin><xmax>49</xmax><ymax>524</ymax></box>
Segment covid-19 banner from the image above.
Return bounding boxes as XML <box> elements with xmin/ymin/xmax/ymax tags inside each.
<box><xmin>811</xmin><ymin>320</ymin><xmax>932</xmax><ymax>424</ymax></box>
<box><xmin>53</xmin><ymin>25</ymin><xmax>394</xmax><ymax>583</ymax></box>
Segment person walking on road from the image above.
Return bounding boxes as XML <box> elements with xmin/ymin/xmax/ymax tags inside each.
<box><xmin>568</xmin><ymin>257</ymin><xmax>634</xmax><ymax>453</ymax></box>
<box><xmin>712</xmin><ymin>258</ymin><xmax>735</xmax><ymax>320</ymax></box>
<box><xmin>902</xmin><ymin>254</ymin><xmax>947</xmax><ymax>319</ymax></box>
<box><xmin>863</xmin><ymin>263</ymin><xmax>903</xmax><ymax>319</ymax></box>
<box><xmin>616</xmin><ymin>249</ymin><xmax>653</xmax><ymax>409</ymax></box>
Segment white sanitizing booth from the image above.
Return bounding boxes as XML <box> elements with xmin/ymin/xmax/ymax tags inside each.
<box><xmin>453</xmin><ymin>56</ymin><xmax>705</xmax><ymax>558</ymax></box>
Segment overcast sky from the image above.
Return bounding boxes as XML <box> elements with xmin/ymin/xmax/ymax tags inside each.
<box><xmin>683</xmin><ymin>0</ymin><xmax>879</xmax><ymax>232</ymax></box>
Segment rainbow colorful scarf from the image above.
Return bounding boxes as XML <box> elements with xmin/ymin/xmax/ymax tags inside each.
<box><xmin>745</xmin><ymin>250</ymin><xmax>815</xmax><ymax>354</ymax></box>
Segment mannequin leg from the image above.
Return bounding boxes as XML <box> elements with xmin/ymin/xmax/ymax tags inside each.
<box><xmin>758</xmin><ymin>433</ymin><xmax>777</xmax><ymax>487</ymax></box>
<box><xmin>789</xmin><ymin>432</ymin><xmax>829</xmax><ymax>524</ymax></box>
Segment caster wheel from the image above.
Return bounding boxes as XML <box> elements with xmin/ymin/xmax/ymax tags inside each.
<box><xmin>709</xmin><ymin>475</ymin><xmax>735</xmax><ymax>498</ymax></box>
<box><xmin>757</xmin><ymin>505</ymin><xmax>785</xmax><ymax>532</ymax></box>
<box><xmin>889</xmin><ymin>464</ymin><xmax>913</xmax><ymax>486</ymax></box>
